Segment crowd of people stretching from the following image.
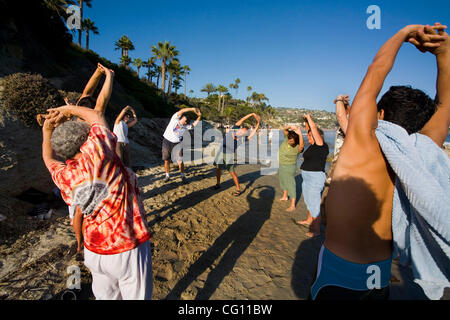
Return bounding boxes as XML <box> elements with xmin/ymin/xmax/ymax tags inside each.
<box><xmin>37</xmin><ymin>23</ymin><xmax>449</xmax><ymax>300</ymax></box>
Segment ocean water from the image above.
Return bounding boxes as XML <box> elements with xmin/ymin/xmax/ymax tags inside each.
<box><xmin>446</xmin><ymin>134</ymin><xmax>450</xmax><ymax>144</ymax></box>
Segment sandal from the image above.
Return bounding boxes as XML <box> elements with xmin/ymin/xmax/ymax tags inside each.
<box><xmin>233</xmin><ymin>190</ymin><xmax>242</xmax><ymax>197</ymax></box>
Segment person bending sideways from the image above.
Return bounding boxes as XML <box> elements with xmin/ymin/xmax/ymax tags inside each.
<box><xmin>162</xmin><ymin>108</ymin><xmax>201</xmax><ymax>184</ymax></box>
<box><xmin>37</xmin><ymin>63</ymin><xmax>115</xmax><ymax>225</ymax></box>
<box><xmin>213</xmin><ymin>113</ymin><xmax>260</xmax><ymax>196</ymax></box>
<box><xmin>278</xmin><ymin>125</ymin><xmax>304</xmax><ymax>212</ymax></box>
<box><xmin>296</xmin><ymin>114</ymin><xmax>329</xmax><ymax>238</ymax></box>
<box><xmin>310</xmin><ymin>23</ymin><xmax>449</xmax><ymax>300</ymax></box>
<box><xmin>42</xmin><ymin>106</ymin><xmax>152</xmax><ymax>300</ymax></box>
<box><xmin>113</xmin><ymin>106</ymin><xmax>138</xmax><ymax>168</ymax></box>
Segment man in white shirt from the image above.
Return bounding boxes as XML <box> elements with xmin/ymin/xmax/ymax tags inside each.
<box><xmin>162</xmin><ymin>108</ymin><xmax>201</xmax><ymax>183</ymax></box>
<box><xmin>113</xmin><ymin>106</ymin><xmax>137</xmax><ymax>168</ymax></box>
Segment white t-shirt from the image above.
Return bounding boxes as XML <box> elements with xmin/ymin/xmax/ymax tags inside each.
<box><xmin>163</xmin><ymin>112</ymin><xmax>192</xmax><ymax>143</ymax></box>
<box><xmin>113</xmin><ymin>120</ymin><xmax>129</xmax><ymax>144</ymax></box>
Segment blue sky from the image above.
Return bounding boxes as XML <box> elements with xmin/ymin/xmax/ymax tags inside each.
<box><xmin>80</xmin><ymin>0</ymin><xmax>450</xmax><ymax>112</ymax></box>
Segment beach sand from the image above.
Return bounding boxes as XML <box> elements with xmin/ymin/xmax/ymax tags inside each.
<box><xmin>0</xmin><ymin>158</ymin><xmax>431</xmax><ymax>300</ymax></box>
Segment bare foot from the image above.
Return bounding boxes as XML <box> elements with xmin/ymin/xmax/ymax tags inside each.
<box><xmin>306</xmin><ymin>232</ymin><xmax>320</xmax><ymax>238</ymax></box>
<box><xmin>286</xmin><ymin>206</ymin><xmax>296</xmax><ymax>212</ymax></box>
<box><xmin>279</xmin><ymin>197</ymin><xmax>289</xmax><ymax>202</ymax></box>
<box><xmin>296</xmin><ymin>220</ymin><xmax>312</xmax><ymax>227</ymax></box>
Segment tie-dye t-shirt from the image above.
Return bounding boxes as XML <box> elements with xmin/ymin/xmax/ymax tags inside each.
<box><xmin>47</xmin><ymin>124</ymin><xmax>150</xmax><ymax>255</ymax></box>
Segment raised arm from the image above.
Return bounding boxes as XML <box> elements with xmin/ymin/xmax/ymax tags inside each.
<box><xmin>245</xmin><ymin>114</ymin><xmax>261</xmax><ymax>140</ymax></box>
<box><xmin>42</xmin><ymin>115</ymin><xmax>62</xmax><ymax>169</ymax></box>
<box><xmin>191</xmin><ymin>108</ymin><xmax>202</xmax><ymax>127</ymax></box>
<box><xmin>76</xmin><ymin>63</ymin><xmax>104</xmax><ymax>104</ymax></box>
<box><xmin>418</xmin><ymin>24</ymin><xmax>450</xmax><ymax>147</ymax></box>
<box><xmin>304</xmin><ymin>114</ymin><xmax>324</xmax><ymax>146</ymax></box>
<box><xmin>47</xmin><ymin>105</ymin><xmax>108</xmax><ymax>128</ymax></box>
<box><xmin>235</xmin><ymin>113</ymin><xmax>259</xmax><ymax>127</ymax></box>
<box><xmin>176</xmin><ymin>107</ymin><xmax>197</xmax><ymax>117</ymax></box>
<box><xmin>94</xmin><ymin>65</ymin><xmax>114</xmax><ymax>114</ymax></box>
<box><xmin>348</xmin><ymin>24</ymin><xmax>447</xmax><ymax>144</ymax></box>
<box><xmin>335</xmin><ymin>94</ymin><xmax>350</xmax><ymax>135</ymax></box>
<box><xmin>293</xmin><ymin>125</ymin><xmax>305</xmax><ymax>153</ymax></box>
<box><xmin>127</xmin><ymin>107</ymin><xmax>138</xmax><ymax>128</ymax></box>
<box><xmin>115</xmin><ymin>106</ymin><xmax>137</xmax><ymax>127</ymax></box>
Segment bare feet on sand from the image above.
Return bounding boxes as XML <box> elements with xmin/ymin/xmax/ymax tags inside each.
<box><xmin>295</xmin><ymin>219</ymin><xmax>312</xmax><ymax>227</ymax></box>
<box><xmin>279</xmin><ymin>197</ymin><xmax>289</xmax><ymax>201</ymax></box>
<box><xmin>286</xmin><ymin>206</ymin><xmax>296</xmax><ymax>212</ymax></box>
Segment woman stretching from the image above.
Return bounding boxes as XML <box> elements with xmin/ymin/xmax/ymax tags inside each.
<box><xmin>296</xmin><ymin>114</ymin><xmax>329</xmax><ymax>238</ymax></box>
<box><xmin>278</xmin><ymin>125</ymin><xmax>304</xmax><ymax>212</ymax></box>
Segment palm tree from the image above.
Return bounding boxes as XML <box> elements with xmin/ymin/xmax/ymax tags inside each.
<box><xmin>151</xmin><ymin>41</ymin><xmax>179</xmax><ymax>94</ymax></box>
<box><xmin>166</xmin><ymin>58</ymin><xmax>181</xmax><ymax>95</ymax></box>
<box><xmin>115</xmin><ymin>35</ymin><xmax>135</xmax><ymax>65</ymax></box>
<box><xmin>77</xmin><ymin>0</ymin><xmax>92</xmax><ymax>47</ymax></box>
<box><xmin>182</xmin><ymin>65</ymin><xmax>191</xmax><ymax>97</ymax></box>
<box><xmin>155</xmin><ymin>65</ymin><xmax>162</xmax><ymax>88</ymax></box>
<box><xmin>189</xmin><ymin>89</ymin><xmax>194</xmax><ymax>97</ymax></box>
<box><xmin>133</xmin><ymin>58</ymin><xmax>145</xmax><ymax>78</ymax></box>
<box><xmin>234</xmin><ymin>78</ymin><xmax>241</xmax><ymax>96</ymax></box>
<box><xmin>247</xmin><ymin>86</ymin><xmax>253</xmax><ymax>104</ymax></box>
<box><xmin>201</xmin><ymin>83</ymin><xmax>216</xmax><ymax>97</ymax></box>
<box><xmin>217</xmin><ymin>85</ymin><xmax>228</xmax><ymax>114</ymax></box>
<box><xmin>120</xmin><ymin>56</ymin><xmax>132</xmax><ymax>69</ymax></box>
<box><xmin>172</xmin><ymin>76</ymin><xmax>183</xmax><ymax>94</ymax></box>
<box><xmin>44</xmin><ymin>0</ymin><xmax>77</xmax><ymax>15</ymax></box>
<box><xmin>81</xmin><ymin>18</ymin><xmax>98</xmax><ymax>50</ymax></box>
<box><xmin>251</xmin><ymin>92</ymin><xmax>269</xmax><ymax>106</ymax></box>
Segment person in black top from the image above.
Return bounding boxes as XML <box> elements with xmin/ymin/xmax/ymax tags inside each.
<box><xmin>296</xmin><ymin>114</ymin><xmax>329</xmax><ymax>237</ymax></box>
<box><xmin>213</xmin><ymin>113</ymin><xmax>260</xmax><ymax>196</ymax></box>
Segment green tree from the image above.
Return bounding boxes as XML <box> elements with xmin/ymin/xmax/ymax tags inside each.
<box><xmin>172</xmin><ymin>76</ymin><xmax>183</xmax><ymax>94</ymax></box>
<box><xmin>44</xmin><ymin>0</ymin><xmax>77</xmax><ymax>16</ymax></box>
<box><xmin>250</xmin><ymin>92</ymin><xmax>269</xmax><ymax>106</ymax></box>
<box><xmin>182</xmin><ymin>65</ymin><xmax>191</xmax><ymax>97</ymax></box>
<box><xmin>167</xmin><ymin>58</ymin><xmax>181</xmax><ymax>95</ymax></box>
<box><xmin>77</xmin><ymin>0</ymin><xmax>93</xmax><ymax>47</ymax></box>
<box><xmin>115</xmin><ymin>35</ymin><xmax>135</xmax><ymax>66</ymax></box>
<box><xmin>247</xmin><ymin>86</ymin><xmax>252</xmax><ymax>104</ymax></box>
<box><xmin>133</xmin><ymin>58</ymin><xmax>145</xmax><ymax>78</ymax></box>
<box><xmin>120</xmin><ymin>56</ymin><xmax>132</xmax><ymax>68</ymax></box>
<box><xmin>216</xmin><ymin>85</ymin><xmax>228</xmax><ymax>114</ymax></box>
<box><xmin>201</xmin><ymin>83</ymin><xmax>216</xmax><ymax>97</ymax></box>
<box><xmin>151</xmin><ymin>41</ymin><xmax>179</xmax><ymax>94</ymax></box>
<box><xmin>234</xmin><ymin>78</ymin><xmax>240</xmax><ymax>96</ymax></box>
<box><xmin>81</xmin><ymin>18</ymin><xmax>98</xmax><ymax>50</ymax></box>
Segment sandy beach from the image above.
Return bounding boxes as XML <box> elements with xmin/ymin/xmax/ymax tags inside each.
<box><xmin>0</xmin><ymin>156</ymin><xmax>432</xmax><ymax>300</ymax></box>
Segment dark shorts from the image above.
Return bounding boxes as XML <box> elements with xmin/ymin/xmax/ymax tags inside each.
<box><xmin>116</xmin><ymin>142</ymin><xmax>131</xmax><ymax>168</ymax></box>
<box><xmin>162</xmin><ymin>137</ymin><xmax>183</xmax><ymax>162</ymax></box>
<box><xmin>214</xmin><ymin>153</ymin><xmax>236</xmax><ymax>172</ymax></box>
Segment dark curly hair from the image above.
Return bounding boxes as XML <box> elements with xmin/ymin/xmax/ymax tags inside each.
<box><xmin>377</xmin><ymin>86</ymin><xmax>436</xmax><ymax>134</ymax></box>
<box><xmin>287</xmin><ymin>131</ymin><xmax>300</xmax><ymax>146</ymax></box>
<box><xmin>77</xmin><ymin>96</ymin><xmax>96</xmax><ymax>109</ymax></box>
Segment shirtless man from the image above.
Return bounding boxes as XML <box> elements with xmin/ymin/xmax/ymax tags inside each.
<box><xmin>310</xmin><ymin>23</ymin><xmax>449</xmax><ymax>300</ymax></box>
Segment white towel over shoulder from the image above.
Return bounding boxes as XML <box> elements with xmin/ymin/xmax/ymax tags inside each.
<box><xmin>375</xmin><ymin>120</ymin><xmax>450</xmax><ymax>300</ymax></box>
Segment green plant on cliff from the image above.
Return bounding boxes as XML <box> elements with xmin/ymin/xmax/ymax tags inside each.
<box><xmin>0</xmin><ymin>73</ymin><xmax>64</xmax><ymax>127</ymax></box>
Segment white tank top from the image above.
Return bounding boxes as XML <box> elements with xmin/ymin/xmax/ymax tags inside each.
<box><xmin>113</xmin><ymin>121</ymin><xmax>129</xmax><ymax>144</ymax></box>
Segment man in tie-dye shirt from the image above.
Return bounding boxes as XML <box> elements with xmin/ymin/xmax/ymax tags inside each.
<box><xmin>42</xmin><ymin>106</ymin><xmax>152</xmax><ymax>300</ymax></box>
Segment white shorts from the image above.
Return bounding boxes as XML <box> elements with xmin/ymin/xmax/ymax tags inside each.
<box><xmin>84</xmin><ymin>241</ymin><xmax>153</xmax><ymax>300</ymax></box>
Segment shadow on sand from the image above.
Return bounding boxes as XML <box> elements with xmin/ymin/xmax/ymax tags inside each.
<box><xmin>146</xmin><ymin>167</ymin><xmax>261</xmax><ymax>228</ymax></box>
<box><xmin>165</xmin><ymin>186</ymin><xmax>275</xmax><ymax>300</ymax></box>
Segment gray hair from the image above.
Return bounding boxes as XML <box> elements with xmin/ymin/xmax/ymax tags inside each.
<box><xmin>51</xmin><ymin>121</ymin><xmax>90</xmax><ymax>160</ymax></box>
